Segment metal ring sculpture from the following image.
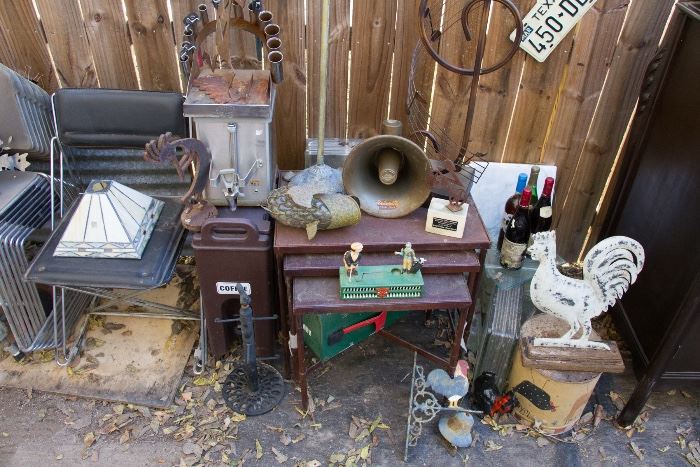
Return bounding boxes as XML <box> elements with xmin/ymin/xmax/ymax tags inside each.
<box><xmin>408</xmin><ymin>0</ymin><xmax>524</xmax><ymax>207</ymax></box>
<box><xmin>418</xmin><ymin>0</ymin><xmax>523</xmax><ymax>76</ymax></box>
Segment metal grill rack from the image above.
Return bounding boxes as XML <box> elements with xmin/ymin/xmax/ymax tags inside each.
<box><xmin>0</xmin><ymin>172</ymin><xmax>89</xmax><ymax>353</ymax></box>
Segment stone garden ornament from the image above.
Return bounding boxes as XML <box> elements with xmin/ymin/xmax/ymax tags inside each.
<box><xmin>527</xmin><ymin>231</ymin><xmax>644</xmax><ymax>350</ymax></box>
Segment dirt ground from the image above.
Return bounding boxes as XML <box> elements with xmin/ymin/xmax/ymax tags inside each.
<box><xmin>0</xmin><ymin>313</ymin><xmax>698</xmax><ymax>467</ymax></box>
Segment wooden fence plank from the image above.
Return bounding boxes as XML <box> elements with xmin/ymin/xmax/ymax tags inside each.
<box><xmin>389</xmin><ymin>0</ymin><xmax>420</xmax><ymax>129</ymax></box>
<box><xmin>554</xmin><ymin>0</ymin><xmax>677</xmax><ymax>259</ymax></box>
<box><xmin>500</xmin><ymin>36</ymin><xmax>574</xmax><ymax>163</ymax></box>
<box><xmin>347</xmin><ymin>0</ymin><xmax>398</xmax><ymax>138</ymax></box>
<box><xmin>0</xmin><ymin>19</ymin><xmax>15</xmax><ymax>68</ymax></box>
<box><xmin>35</xmin><ymin>0</ymin><xmax>97</xmax><ymax>88</ymax></box>
<box><xmin>468</xmin><ymin>0</ymin><xmax>536</xmax><ymax>161</ymax></box>
<box><xmin>230</xmin><ymin>10</ymin><xmax>259</xmax><ymax>68</ymax></box>
<box><xmin>124</xmin><ymin>0</ymin><xmax>179</xmax><ymax>91</ymax></box>
<box><xmin>428</xmin><ymin>0</ymin><xmax>486</xmax><ymax>155</ymax></box>
<box><xmin>81</xmin><ymin>0</ymin><xmax>138</xmax><ymax>89</ymax></box>
<box><xmin>307</xmin><ymin>0</ymin><xmax>351</xmax><ymax>138</ymax></box>
<box><xmin>0</xmin><ymin>0</ymin><xmax>57</xmax><ymax>91</ymax></box>
<box><xmin>542</xmin><ymin>0</ymin><xmax>628</xmax><ymax>239</ymax></box>
<box><xmin>267</xmin><ymin>0</ymin><xmax>306</xmax><ymax>169</ymax></box>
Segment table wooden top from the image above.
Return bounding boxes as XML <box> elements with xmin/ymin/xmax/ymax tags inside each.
<box><xmin>274</xmin><ymin>198</ymin><xmax>490</xmax><ymax>255</ymax></box>
<box><xmin>292</xmin><ymin>274</ymin><xmax>471</xmax><ymax>314</ymax></box>
<box><xmin>283</xmin><ymin>251</ymin><xmax>480</xmax><ymax>277</ymax></box>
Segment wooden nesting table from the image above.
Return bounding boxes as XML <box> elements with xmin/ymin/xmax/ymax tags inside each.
<box><xmin>274</xmin><ymin>200</ymin><xmax>490</xmax><ymax>409</ymax></box>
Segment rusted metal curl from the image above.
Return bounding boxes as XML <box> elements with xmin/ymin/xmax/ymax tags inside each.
<box><xmin>408</xmin><ymin>0</ymin><xmax>524</xmax><ymax>208</ymax></box>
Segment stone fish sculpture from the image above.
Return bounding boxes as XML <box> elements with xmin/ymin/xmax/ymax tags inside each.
<box><xmin>263</xmin><ymin>182</ymin><xmax>361</xmax><ymax>240</ymax></box>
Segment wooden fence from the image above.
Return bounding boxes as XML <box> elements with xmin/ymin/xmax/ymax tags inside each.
<box><xmin>0</xmin><ymin>0</ymin><xmax>677</xmax><ymax>259</ymax></box>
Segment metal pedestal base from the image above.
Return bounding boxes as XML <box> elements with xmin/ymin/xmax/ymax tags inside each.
<box><xmin>222</xmin><ymin>362</ymin><xmax>285</xmax><ymax>415</ymax></box>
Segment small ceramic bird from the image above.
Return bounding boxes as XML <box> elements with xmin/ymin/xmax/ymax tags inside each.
<box><xmin>426</xmin><ymin>360</ymin><xmax>469</xmax><ymax>408</ymax></box>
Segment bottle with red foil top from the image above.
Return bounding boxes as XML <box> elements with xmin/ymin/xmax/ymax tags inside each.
<box><xmin>531</xmin><ymin>177</ymin><xmax>555</xmax><ymax>233</ymax></box>
<box><xmin>500</xmin><ymin>187</ymin><xmax>531</xmax><ymax>270</ymax></box>
<box><xmin>496</xmin><ymin>173</ymin><xmax>528</xmax><ymax>249</ymax></box>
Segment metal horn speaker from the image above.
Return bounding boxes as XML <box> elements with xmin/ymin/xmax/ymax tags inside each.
<box><xmin>343</xmin><ymin>120</ymin><xmax>431</xmax><ymax>218</ymax></box>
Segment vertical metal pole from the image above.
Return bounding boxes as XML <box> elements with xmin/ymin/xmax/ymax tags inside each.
<box><xmin>237</xmin><ymin>284</ymin><xmax>259</xmax><ymax>391</ymax></box>
<box><xmin>316</xmin><ymin>0</ymin><xmax>331</xmax><ymax>166</ymax></box>
<box><xmin>457</xmin><ymin>0</ymin><xmax>491</xmax><ymax>166</ymax></box>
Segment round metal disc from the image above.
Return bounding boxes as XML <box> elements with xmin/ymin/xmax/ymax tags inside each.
<box><xmin>222</xmin><ymin>362</ymin><xmax>285</xmax><ymax>416</ymax></box>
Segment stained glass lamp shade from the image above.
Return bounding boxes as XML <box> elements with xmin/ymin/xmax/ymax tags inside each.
<box><xmin>54</xmin><ymin>180</ymin><xmax>164</xmax><ymax>259</ymax></box>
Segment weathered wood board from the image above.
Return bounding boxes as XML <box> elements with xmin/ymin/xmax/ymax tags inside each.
<box><xmin>521</xmin><ymin>336</ymin><xmax>625</xmax><ymax>374</ymax></box>
<box><xmin>0</xmin><ymin>316</ymin><xmax>196</xmax><ymax>408</ymax></box>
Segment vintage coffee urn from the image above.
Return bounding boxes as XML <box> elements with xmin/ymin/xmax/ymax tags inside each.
<box><xmin>183</xmin><ymin>73</ymin><xmax>276</xmax><ymax>209</ymax></box>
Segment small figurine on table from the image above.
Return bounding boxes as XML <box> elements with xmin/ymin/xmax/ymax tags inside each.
<box><xmin>395</xmin><ymin>242</ymin><xmax>424</xmax><ymax>274</ymax></box>
<box><xmin>343</xmin><ymin>242</ymin><xmax>363</xmax><ymax>281</ymax></box>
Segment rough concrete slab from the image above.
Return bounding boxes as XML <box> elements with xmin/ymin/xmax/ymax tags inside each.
<box><xmin>0</xmin><ymin>313</ymin><xmax>697</xmax><ymax>467</ymax></box>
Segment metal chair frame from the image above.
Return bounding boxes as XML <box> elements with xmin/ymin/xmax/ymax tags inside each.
<box><xmin>47</xmin><ymin>93</ymin><xmax>207</xmax><ymax>371</ymax></box>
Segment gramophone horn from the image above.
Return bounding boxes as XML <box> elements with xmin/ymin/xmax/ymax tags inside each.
<box><xmin>342</xmin><ymin>120</ymin><xmax>431</xmax><ymax>218</ymax></box>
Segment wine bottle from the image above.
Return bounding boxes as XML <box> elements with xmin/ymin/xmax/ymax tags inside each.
<box><xmin>500</xmin><ymin>187</ymin><xmax>532</xmax><ymax>270</ymax></box>
<box><xmin>531</xmin><ymin>177</ymin><xmax>554</xmax><ymax>233</ymax></box>
<box><xmin>496</xmin><ymin>173</ymin><xmax>528</xmax><ymax>249</ymax></box>
<box><xmin>526</xmin><ymin>166</ymin><xmax>540</xmax><ymax>207</ymax></box>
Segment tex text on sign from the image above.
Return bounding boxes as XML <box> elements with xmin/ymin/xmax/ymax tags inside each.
<box><xmin>510</xmin><ymin>0</ymin><xmax>598</xmax><ymax>62</ymax></box>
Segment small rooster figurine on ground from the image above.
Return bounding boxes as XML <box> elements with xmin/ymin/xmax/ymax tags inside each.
<box><xmin>527</xmin><ymin>231</ymin><xmax>644</xmax><ymax>350</ymax></box>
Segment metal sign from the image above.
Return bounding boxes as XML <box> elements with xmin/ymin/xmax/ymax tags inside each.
<box><xmin>510</xmin><ymin>0</ymin><xmax>598</xmax><ymax>62</ymax></box>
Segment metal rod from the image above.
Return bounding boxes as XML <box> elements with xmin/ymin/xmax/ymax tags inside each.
<box><xmin>182</xmin><ymin>27</ymin><xmax>195</xmax><ymax>49</ymax></box>
<box><xmin>266</xmin><ymin>36</ymin><xmax>281</xmax><ymax>51</ymax></box>
<box><xmin>268</xmin><ymin>50</ymin><xmax>283</xmax><ymax>84</ymax></box>
<box><xmin>257</xmin><ymin>10</ymin><xmax>273</xmax><ymax>28</ymax></box>
<box><xmin>180</xmin><ymin>55</ymin><xmax>191</xmax><ymax>80</ymax></box>
<box><xmin>457</xmin><ymin>0</ymin><xmax>491</xmax><ymax>166</ymax></box>
<box><xmin>263</xmin><ymin>23</ymin><xmax>280</xmax><ymax>39</ymax></box>
<box><xmin>236</xmin><ymin>284</ymin><xmax>259</xmax><ymax>392</ymax></box>
<box><xmin>198</xmin><ymin>4</ymin><xmax>209</xmax><ymax>23</ymax></box>
<box><xmin>316</xmin><ymin>0</ymin><xmax>330</xmax><ymax>166</ymax></box>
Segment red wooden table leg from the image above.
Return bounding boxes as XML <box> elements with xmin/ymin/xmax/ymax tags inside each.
<box><xmin>463</xmin><ymin>249</ymin><xmax>486</xmax><ymax>340</ymax></box>
<box><xmin>449</xmin><ymin>306</ymin><xmax>470</xmax><ymax>372</ymax></box>
<box><xmin>275</xmin><ymin>253</ymin><xmax>292</xmax><ymax>379</ymax></box>
<box><xmin>295</xmin><ymin>313</ymin><xmax>309</xmax><ymax>410</ymax></box>
<box><xmin>284</xmin><ymin>274</ymin><xmax>296</xmax><ymax>381</ymax></box>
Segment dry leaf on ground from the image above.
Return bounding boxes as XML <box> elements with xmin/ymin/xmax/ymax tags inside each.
<box><xmin>271</xmin><ymin>447</ymin><xmax>288</xmax><ymax>464</ymax></box>
<box><xmin>83</xmin><ymin>432</ymin><xmax>96</xmax><ymax>448</ymax></box>
<box><xmin>629</xmin><ymin>442</ymin><xmax>644</xmax><ymax>461</ymax></box>
<box><xmin>608</xmin><ymin>391</ymin><xmax>626</xmax><ymax>411</ymax></box>
<box><xmin>255</xmin><ymin>439</ymin><xmax>263</xmax><ymax>460</ymax></box>
<box><xmin>485</xmin><ymin>440</ymin><xmax>503</xmax><ymax>452</ymax></box>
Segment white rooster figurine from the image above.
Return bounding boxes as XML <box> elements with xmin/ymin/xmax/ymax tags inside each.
<box><xmin>527</xmin><ymin>231</ymin><xmax>644</xmax><ymax>350</ymax></box>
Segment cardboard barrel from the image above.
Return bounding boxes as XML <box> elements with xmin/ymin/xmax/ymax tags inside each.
<box><xmin>507</xmin><ymin>314</ymin><xmax>600</xmax><ymax>434</ymax></box>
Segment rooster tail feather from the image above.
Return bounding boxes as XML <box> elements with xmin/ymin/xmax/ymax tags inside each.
<box><xmin>584</xmin><ymin>236</ymin><xmax>645</xmax><ymax>313</ymax></box>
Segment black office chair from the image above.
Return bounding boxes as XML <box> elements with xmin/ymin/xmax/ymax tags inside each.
<box><xmin>50</xmin><ymin>88</ymin><xmax>188</xmax><ymax>197</ymax></box>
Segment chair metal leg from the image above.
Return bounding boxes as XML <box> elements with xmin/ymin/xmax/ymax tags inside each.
<box><xmin>193</xmin><ymin>292</ymin><xmax>208</xmax><ymax>375</ymax></box>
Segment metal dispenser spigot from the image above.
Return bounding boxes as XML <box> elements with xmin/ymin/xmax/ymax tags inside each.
<box><xmin>220</xmin><ymin>284</ymin><xmax>285</xmax><ymax>416</ymax></box>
